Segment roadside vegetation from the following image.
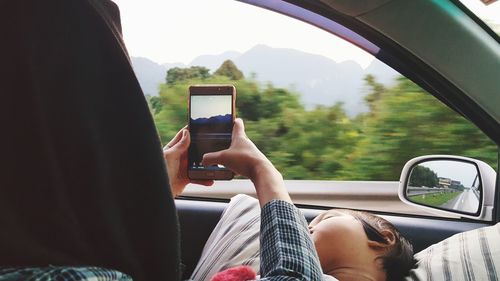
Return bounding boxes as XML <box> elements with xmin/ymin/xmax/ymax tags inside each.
<box><xmin>410</xmin><ymin>191</ymin><xmax>462</xmax><ymax>207</ymax></box>
<box><xmin>148</xmin><ymin>60</ymin><xmax>497</xmax><ymax>180</ymax></box>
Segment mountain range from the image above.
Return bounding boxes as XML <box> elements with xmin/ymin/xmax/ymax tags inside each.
<box><xmin>190</xmin><ymin>114</ymin><xmax>232</xmax><ymax>125</ymax></box>
<box><xmin>190</xmin><ymin>114</ymin><xmax>233</xmax><ymax>135</ymax></box>
<box><xmin>131</xmin><ymin>44</ymin><xmax>399</xmax><ymax>115</ymax></box>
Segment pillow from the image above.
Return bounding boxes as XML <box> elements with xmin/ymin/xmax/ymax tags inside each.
<box><xmin>405</xmin><ymin>223</ymin><xmax>500</xmax><ymax>281</ymax></box>
<box><xmin>189</xmin><ymin>194</ymin><xmax>262</xmax><ymax>281</ymax></box>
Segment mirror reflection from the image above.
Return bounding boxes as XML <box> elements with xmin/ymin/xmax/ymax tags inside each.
<box><xmin>406</xmin><ymin>160</ymin><xmax>480</xmax><ymax>214</ymax></box>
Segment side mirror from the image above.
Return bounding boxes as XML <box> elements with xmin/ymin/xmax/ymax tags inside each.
<box><xmin>399</xmin><ymin>155</ymin><xmax>496</xmax><ymax>221</ymax></box>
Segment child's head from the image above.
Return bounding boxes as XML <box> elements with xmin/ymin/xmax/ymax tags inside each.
<box><xmin>308</xmin><ymin>209</ymin><xmax>415</xmax><ymax>281</ymax></box>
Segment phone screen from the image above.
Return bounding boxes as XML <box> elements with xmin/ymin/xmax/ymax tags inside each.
<box><xmin>188</xmin><ymin>93</ymin><xmax>233</xmax><ymax>173</ymax></box>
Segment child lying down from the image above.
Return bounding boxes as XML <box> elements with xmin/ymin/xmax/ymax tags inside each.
<box><xmin>165</xmin><ymin>119</ymin><xmax>414</xmax><ymax>281</ymax></box>
<box><xmin>189</xmin><ymin>194</ymin><xmax>415</xmax><ymax>281</ymax></box>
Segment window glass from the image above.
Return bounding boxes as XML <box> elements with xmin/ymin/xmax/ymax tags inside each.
<box><xmin>114</xmin><ymin>0</ymin><xmax>497</xmax><ymax>215</ymax></box>
<box><xmin>458</xmin><ymin>0</ymin><xmax>500</xmax><ymax>34</ymax></box>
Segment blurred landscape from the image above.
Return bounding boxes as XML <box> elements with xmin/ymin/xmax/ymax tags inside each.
<box><xmin>132</xmin><ymin>44</ymin><xmax>398</xmax><ymax>116</ymax></box>
<box><xmin>133</xmin><ymin>47</ymin><xmax>497</xmax><ymax>181</ymax></box>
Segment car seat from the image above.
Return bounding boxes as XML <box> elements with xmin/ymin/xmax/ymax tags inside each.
<box><xmin>0</xmin><ymin>0</ymin><xmax>180</xmax><ymax>280</ymax></box>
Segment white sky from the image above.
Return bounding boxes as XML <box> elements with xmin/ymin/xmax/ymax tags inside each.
<box><xmin>112</xmin><ymin>0</ymin><xmax>374</xmax><ymax>67</ymax></box>
<box><xmin>112</xmin><ymin>0</ymin><xmax>500</xmax><ymax>68</ymax></box>
<box><xmin>459</xmin><ymin>0</ymin><xmax>500</xmax><ymax>26</ymax></box>
<box><xmin>420</xmin><ymin>161</ymin><xmax>478</xmax><ymax>187</ymax></box>
<box><xmin>191</xmin><ymin>96</ymin><xmax>232</xmax><ymax>119</ymax></box>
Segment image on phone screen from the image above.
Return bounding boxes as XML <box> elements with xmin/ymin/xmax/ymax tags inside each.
<box><xmin>188</xmin><ymin>94</ymin><xmax>233</xmax><ymax>172</ymax></box>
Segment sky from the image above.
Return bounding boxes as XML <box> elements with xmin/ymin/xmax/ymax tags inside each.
<box><xmin>112</xmin><ymin>0</ymin><xmax>375</xmax><ymax>67</ymax></box>
<box><xmin>460</xmin><ymin>0</ymin><xmax>500</xmax><ymax>26</ymax></box>
<box><xmin>112</xmin><ymin>0</ymin><xmax>500</xmax><ymax>68</ymax></box>
<box><xmin>191</xmin><ymin>95</ymin><xmax>232</xmax><ymax>119</ymax></box>
<box><xmin>420</xmin><ymin>161</ymin><xmax>478</xmax><ymax>187</ymax></box>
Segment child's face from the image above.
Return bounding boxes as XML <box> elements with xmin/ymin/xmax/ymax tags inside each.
<box><xmin>308</xmin><ymin>210</ymin><xmax>387</xmax><ymax>281</ymax></box>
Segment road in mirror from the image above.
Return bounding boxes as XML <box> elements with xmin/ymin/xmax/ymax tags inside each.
<box><xmin>406</xmin><ymin>160</ymin><xmax>480</xmax><ymax>214</ymax></box>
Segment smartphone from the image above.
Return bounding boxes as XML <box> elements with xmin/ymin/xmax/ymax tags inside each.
<box><xmin>188</xmin><ymin>85</ymin><xmax>236</xmax><ymax>180</ymax></box>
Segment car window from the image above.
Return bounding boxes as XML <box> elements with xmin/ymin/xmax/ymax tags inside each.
<box><xmin>458</xmin><ymin>0</ymin><xmax>500</xmax><ymax>35</ymax></box>
<box><xmin>114</xmin><ymin>0</ymin><xmax>497</xmax><ymax>217</ymax></box>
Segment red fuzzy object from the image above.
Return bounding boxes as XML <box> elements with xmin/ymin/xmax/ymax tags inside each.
<box><xmin>210</xmin><ymin>265</ymin><xmax>257</xmax><ymax>281</ymax></box>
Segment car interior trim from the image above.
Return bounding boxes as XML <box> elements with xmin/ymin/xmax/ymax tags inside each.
<box><xmin>237</xmin><ymin>0</ymin><xmax>380</xmax><ymax>55</ymax></box>
<box><xmin>450</xmin><ymin>0</ymin><xmax>500</xmax><ymax>44</ymax></box>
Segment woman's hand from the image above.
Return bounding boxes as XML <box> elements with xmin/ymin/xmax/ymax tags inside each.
<box><xmin>202</xmin><ymin>118</ymin><xmax>290</xmax><ymax>206</ymax></box>
<box><xmin>163</xmin><ymin>127</ymin><xmax>213</xmax><ymax>198</ymax></box>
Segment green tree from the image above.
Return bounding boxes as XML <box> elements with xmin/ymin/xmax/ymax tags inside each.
<box><xmin>149</xmin><ymin>63</ymin><xmax>497</xmax><ymax>181</ymax></box>
<box><xmin>214</xmin><ymin>60</ymin><xmax>244</xmax><ymax>80</ymax></box>
<box><xmin>148</xmin><ymin>96</ymin><xmax>163</xmax><ymax>114</ymax></box>
<box><xmin>409</xmin><ymin>165</ymin><xmax>438</xmax><ymax>187</ymax></box>
<box><xmin>343</xmin><ymin>76</ymin><xmax>497</xmax><ymax>181</ymax></box>
<box><xmin>363</xmin><ymin>74</ymin><xmax>385</xmax><ymax>113</ymax></box>
<box><xmin>166</xmin><ymin>66</ymin><xmax>210</xmax><ymax>84</ymax></box>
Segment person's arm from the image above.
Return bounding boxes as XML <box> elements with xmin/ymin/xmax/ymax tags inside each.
<box><xmin>201</xmin><ymin>118</ymin><xmax>291</xmax><ymax>207</ymax></box>
<box><xmin>203</xmin><ymin>119</ymin><xmax>323</xmax><ymax>280</ymax></box>
<box><xmin>258</xmin><ymin>199</ymin><xmax>323</xmax><ymax>281</ymax></box>
<box><xmin>165</xmin><ymin>118</ymin><xmax>323</xmax><ymax>280</ymax></box>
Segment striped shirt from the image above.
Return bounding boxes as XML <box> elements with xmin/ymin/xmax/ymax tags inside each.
<box><xmin>190</xmin><ymin>195</ymin><xmax>326</xmax><ymax>281</ymax></box>
<box><xmin>258</xmin><ymin>199</ymin><xmax>323</xmax><ymax>280</ymax></box>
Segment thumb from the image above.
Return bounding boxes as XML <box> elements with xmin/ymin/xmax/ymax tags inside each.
<box><xmin>201</xmin><ymin>150</ymin><xmax>226</xmax><ymax>167</ymax></box>
<box><xmin>172</xmin><ymin>129</ymin><xmax>190</xmax><ymax>151</ymax></box>
<box><xmin>232</xmin><ymin>118</ymin><xmax>246</xmax><ymax>138</ymax></box>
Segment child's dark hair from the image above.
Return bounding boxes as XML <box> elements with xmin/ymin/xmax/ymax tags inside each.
<box><xmin>338</xmin><ymin>210</ymin><xmax>416</xmax><ymax>281</ymax></box>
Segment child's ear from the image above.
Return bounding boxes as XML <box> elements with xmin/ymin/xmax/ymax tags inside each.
<box><xmin>367</xmin><ymin>230</ymin><xmax>396</xmax><ymax>249</ymax></box>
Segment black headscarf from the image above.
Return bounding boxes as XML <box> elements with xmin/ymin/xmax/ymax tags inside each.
<box><xmin>0</xmin><ymin>0</ymin><xmax>180</xmax><ymax>280</ymax></box>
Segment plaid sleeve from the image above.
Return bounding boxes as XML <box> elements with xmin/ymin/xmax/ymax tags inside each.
<box><xmin>0</xmin><ymin>266</ymin><xmax>132</xmax><ymax>281</ymax></box>
<box><xmin>259</xmin><ymin>200</ymin><xmax>323</xmax><ymax>281</ymax></box>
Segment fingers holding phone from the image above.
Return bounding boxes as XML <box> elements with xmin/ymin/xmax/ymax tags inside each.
<box><xmin>163</xmin><ymin>127</ymin><xmax>213</xmax><ymax>198</ymax></box>
<box><xmin>202</xmin><ymin>118</ymin><xmax>264</xmax><ymax>178</ymax></box>
<box><xmin>166</xmin><ymin>84</ymin><xmax>288</xmax><ymax>205</ymax></box>
<box><xmin>202</xmin><ymin>118</ymin><xmax>290</xmax><ymax>206</ymax></box>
